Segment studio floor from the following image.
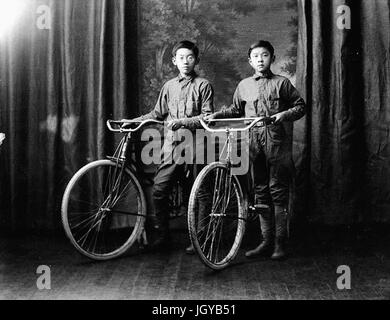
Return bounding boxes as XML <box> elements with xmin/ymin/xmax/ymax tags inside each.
<box><xmin>0</xmin><ymin>222</ymin><xmax>389</xmax><ymax>300</ymax></box>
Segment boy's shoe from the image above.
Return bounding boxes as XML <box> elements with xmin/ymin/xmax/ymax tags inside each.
<box><xmin>245</xmin><ymin>240</ymin><xmax>273</xmax><ymax>258</ymax></box>
<box><xmin>271</xmin><ymin>239</ymin><xmax>287</xmax><ymax>260</ymax></box>
<box><xmin>149</xmin><ymin>217</ymin><xmax>170</xmax><ymax>251</ymax></box>
<box><xmin>245</xmin><ymin>204</ymin><xmax>273</xmax><ymax>258</ymax></box>
<box><xmin>271</xmin><ymin>206</ymin><xmax>288</xmax><ymax>260</ymax></box>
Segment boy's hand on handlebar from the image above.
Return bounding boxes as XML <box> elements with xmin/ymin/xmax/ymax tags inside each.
<box><xmin>271</xmin><ymin>111</ymin><xmax>288</xmax><ymax>124</ymax></box>
<box><xmin>203</xmin><ymin>114</ymin><xmax>216</xmax><ymax>122</ymax></box>
<box><xmin>120</xmin><ymin>117</ymin><xmax>141</xmax><ymax>129</ymax></box>
<box><xmin>204</xmin><ymin>109</ymin><xmax>225</xmax><ymax>123</ymax></box>
<box><xmin>167</xmin><ymin>119</ymin><xmax>184</xmax><ymax>131</ymax></box>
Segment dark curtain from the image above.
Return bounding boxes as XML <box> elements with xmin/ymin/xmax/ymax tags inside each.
<box><xmin>0</xmin><ymin>0</ymin><xmax>139</xmax><ymax>232</ymax></box>
<box><xmin>1</xmin><ymin>0</ymin><xmax>390</xmax><ymax>232</ymax></box>
<box><xmin>293</xmin><ymin>0</ymin><xmax>390</xmax><ymax>225</ymax></box>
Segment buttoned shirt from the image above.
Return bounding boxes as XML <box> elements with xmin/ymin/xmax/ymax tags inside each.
<box><xmin>223</xmin><ymin>72</ymin><xmax>306</xmax><ymax>145</ymax></box>
<box><xmin>141</xmin><ymin>72</ymin><xmax>214</xmax><ymax>163</ymax></box>
<box><xmin>142</xmin><ymin>72</ymin><xmax>214</xmax><ymax>129</ymax></box>
<box><xmin>224</xmin><ymin>71</ymin><xmax>305</xmax><ymax>120</ymax></box>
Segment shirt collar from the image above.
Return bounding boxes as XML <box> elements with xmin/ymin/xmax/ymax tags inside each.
<box><xmin>177</xmin><ymin>71</ymin><xmax>197</xmax><ymax>82</ymax></box>
<box><xmin>252</xmin><ymin>70</ymin><xmax>273</xmax><ymax>80</ymax></box>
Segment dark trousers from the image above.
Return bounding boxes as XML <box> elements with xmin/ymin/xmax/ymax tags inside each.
<box><xmin>250</xmin><ymin>130</ymin><xmax>294</xmax><ymax>208</ymax></box>
<box><xmin>152</xmin><ymin>162</ymin><xmax>187</xmax><ymax>226</ymax></box>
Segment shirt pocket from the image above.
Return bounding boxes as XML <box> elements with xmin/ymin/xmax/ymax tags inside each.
<box><xmin>268</xmin><ymin>94</ymin><xmax>281</xmax><ymax>114</ymax></box>
<box><xmin>185</xmin><ymin>100</ymin><xmax>199</xmax><ymax>117</ymax></box>
<box><xmin>245</xmin><ymin>99</ymin><xmax>259</xmax><ymax>117</ymax></box>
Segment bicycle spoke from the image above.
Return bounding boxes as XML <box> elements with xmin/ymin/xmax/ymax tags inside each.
<box><xmin>211</xmin><ymin>168</ymin><xmax>222</xmax><ymax>213</ymax></box>
<box><xmin>90</xmin><ymin>219</ymin><xmax>101</xmax><ymax>254</ymax></box>
<box><xmin>201</xmin><ymin>213</ymin><xmax>215</xmax><ymax>252</ymax></box>
<box><xmin>201</xmin><ymin>215</ymin><xmax>222</xmax><ymax>254</ymax></box>
<box><xmin>62</xmin><ymin>158</ymin><xmax>146</xmax><ymax>259</ymax></box>
<box><xmin>69</xmin><ymin>198</ymin><xmax>101</xmax><ymax>209</ymax></box>
<box><xmin>77</xmin><ymin>215</ymin><xmax>102</xmax><ymax>246</ymax></box>
<box><xmin>196</xmin><ymin>201</ymin><xmax>239</xmax><ymax>238</ymax></box>
<box><xmin>69</xmin><ymin>212</ymin><xmax>100</xmax><ymax>229</ymax></box>
<box><xmin>188</xmin><ymin>163</ymin><xmax>244</xmax><ymax>269</ymax></box>
<box><xmin>206</xmin><ymin>217</ymin><xmax>220</xmax><ymax>261</ymax></box>
<box><xmin>109</xmin><ymin>209</ymin><xmax>143</xmax><ymax>217</ymax></box>
<box><xmin>206</xmin><ymin>216</ymin><xmax>224</xmax><ymax>262</ymax></box>
<box><xmin>110</xmin><ymin>180</ymin><xmax>135</xmax><ymax>208</ymax></box>
<box><xmin>214</xmin><ymin>216</ymin><xmax>224</xmax><ymax>263</ymax></box>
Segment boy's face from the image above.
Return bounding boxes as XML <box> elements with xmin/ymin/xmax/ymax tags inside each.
<box><xmin>172</xmin><ymin>48</ymin><xmax>198</xmax><ymax>76</ymax></box>
<box><xmin>248</xmin><ymin>47</ymin><xmax>275</xmax><ymax>74</ymax></box>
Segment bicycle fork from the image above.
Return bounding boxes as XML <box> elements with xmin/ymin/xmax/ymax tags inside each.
<box><xmin>211</xmin><ymin>131</ymin><xmax>234</xmax><ymax>217</ymax></box>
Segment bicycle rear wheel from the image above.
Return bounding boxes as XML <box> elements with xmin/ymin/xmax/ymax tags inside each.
<box><xmin>188</xmin><ymin>162</ymin><xmax>246</xmax><ymax>270</ymax></box>
<box><xmin>61</xmin><ymin>159</ymin><xmax>146</xmax><ymax>260</ymax></box>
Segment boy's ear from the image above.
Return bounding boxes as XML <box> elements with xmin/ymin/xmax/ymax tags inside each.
<box><xmin>272</xmin><ymin>55</ymin><xmax>276</xmax><ymax>63</ymax></box>
<box><xmin>172</xmin><ymin>56</ymin><xmax>177</xmax><ymax>66</ymax></box>
<box><xmin>195</xmin><ymin>57</ymin><xmax>200</xmax><ymax>65</ymax></box>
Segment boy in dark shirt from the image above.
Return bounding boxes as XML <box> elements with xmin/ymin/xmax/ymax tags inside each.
<box><xmin>129</xmin><ymin>40</ymin><xmax>214</xmax><ymax>250</ymax></box>
<box><xmin>206</xmin><ymin>40</ymin><xmax>306</xmax><ymax>260</ymax></box>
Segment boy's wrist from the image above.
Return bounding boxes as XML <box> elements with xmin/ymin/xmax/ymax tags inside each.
<box><xmin>281</xmin><ymin>110</ymin><xmax>291</xmax><ymax>122</ymax></box>
<box><xmin>214</xmin><ymin>110</ymin><xmax>225</xmax><ymax>119</ymax></box>
<box><xmin>132</xmin><ymin>116</ymin><xmax>143</xmax><ymax>122</ymax></box>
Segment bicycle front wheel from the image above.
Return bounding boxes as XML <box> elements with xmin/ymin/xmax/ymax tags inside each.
<box><xmin>188</xmin><ymin>162</ymin><xmax>246</xmax><ymax>270</ymax></box>
<box><xmin>61</xmin><ymin>159</ymin><xmax>146</xmax><ymax>260</ymax></box>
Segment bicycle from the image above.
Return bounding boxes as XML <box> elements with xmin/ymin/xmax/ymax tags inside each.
<box><xmin>187</xmin><ymin>116</ymin><xmax>274</xmax><ymax>270</ymax></box>
<box><xmin>61</xmin><ymin>119</ymin><xmax>188</xmax><ymax>260</ymax></box>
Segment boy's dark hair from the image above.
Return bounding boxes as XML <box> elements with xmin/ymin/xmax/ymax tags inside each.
<box><xmin>172</xmin><ymin>40</ymin><xmax>199</xmax><ymax>59</ymax></box>
<box><xmin>248</xmin><ymin>40</ymin><xmax>275</xmax><ymax>57</ymax></box>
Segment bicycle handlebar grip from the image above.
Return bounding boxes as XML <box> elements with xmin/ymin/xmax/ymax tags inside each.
<box><xmin>106</xmin><ymin>120</ymin><xmax>116</xmax><ymax>131</ymax></box>
<box><xmin>106</xmin><ymin>119</ymin><xmax>166</xmax><ymax>133</ymax></box>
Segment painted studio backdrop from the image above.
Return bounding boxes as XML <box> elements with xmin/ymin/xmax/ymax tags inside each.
<box><xmin>0</xmin><ymin>0</ymin><xmax>390</xmax><ymax>232</ymax></box>
<box><xmin>138</xmin><ymin>0</ymin><xmax>298</xmax><ymax>111</ymax></box>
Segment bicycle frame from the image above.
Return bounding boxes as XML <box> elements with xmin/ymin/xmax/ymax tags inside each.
<box><xmin>186</xmin><ymin>116</ymin><xmax>275</xmax><ymax>269</ymax></box>
<box><xmin>107</xmin><ymin>119</ymin><xmax>189</xmax><ymax>219</ymax></box>
<box><xmin>63</xmin><ymin>118</ymin><xmax>196</xmax><ymax>260</ymax></box>
<box><xmin>199</xmin><ymin>117</ymin><xmax>273</xmax><ymax>218</ymax></box>
<box><xmin>106</xmin><ymin>119</ymin><xmax>162</xmax><ymax>176</ymax></box>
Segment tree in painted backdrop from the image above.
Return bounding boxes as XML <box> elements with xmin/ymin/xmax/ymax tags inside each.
<box><xmin>139</xmin><ymin>0</ymin><xmax>257</xmax><ymax>112</ymax></box>
<box><xmin>281</xmin><ymin>0</ymin><xmax>298</xmax><ymax>76</ymax></box>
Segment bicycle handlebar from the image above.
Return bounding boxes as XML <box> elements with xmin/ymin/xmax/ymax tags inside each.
<box><xmin>199</xmin><ymin>117</ymin><xmax>275</xmax><ymax>133</ymax></box>
<box><xmin>106</xmin><ymin>119</ymin><xmax>164</xmax><ymax>133</ymax></box>
<box><xmin>107</xmin><ymin>116</ymin><xmax>275</xmax><ymax>133</ymax></box>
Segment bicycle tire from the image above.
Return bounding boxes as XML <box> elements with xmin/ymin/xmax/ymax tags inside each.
<box><xmin>61</xmin><ymin>159</ymin><xmax>146</xmax><ymax>260</ymax></box>
<box><xmin>188</xmin><ymin>162</ymin><xmax>246</xmax><ymax>270</ymax></box>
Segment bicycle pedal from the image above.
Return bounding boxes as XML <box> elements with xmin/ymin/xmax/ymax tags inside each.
<box><xmin>248</xmin><ymin>204</ymin><xmax>270</xmax><ymax>217</ymax></box>
<box><xmin>249</xmin><ymin>206</ymin><xmax>257</xmax><ymax>213</ymax></box>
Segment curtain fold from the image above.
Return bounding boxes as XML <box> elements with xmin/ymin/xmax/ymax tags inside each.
<box><xmin>294</xmin><ymin>0</ymin><xmax>390</xmax><ymax>225</ymax></box>
<box><xmin>1</xmin><ymin>0</ymin><xmax>389</xmax><ymax>232</ymax></box>
<box><xmin>0</xmin><ymin>0</ymin><xmax>138</xmax><ymax>231</ymax></box>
